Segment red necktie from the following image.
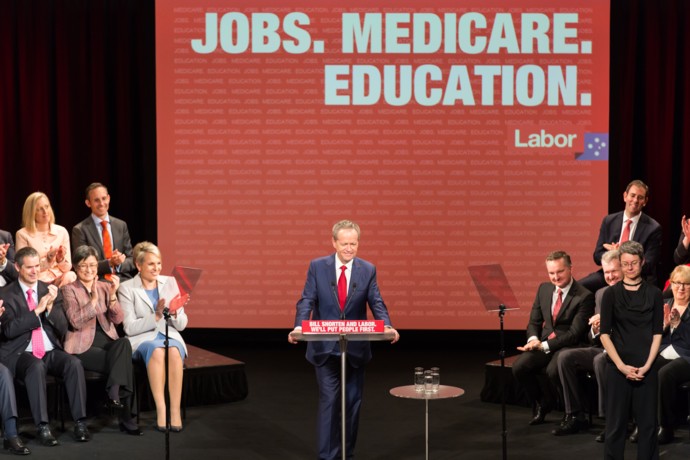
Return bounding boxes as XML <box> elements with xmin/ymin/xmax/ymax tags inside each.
<box><xmin>338</xmin><ymin>266</ymin><xmax>347</xmax><ymax>311</ymax></box>
<box><xmin>548</xmin><ymin>289</ymin><xmax>563</xmax><ymax>339</ymax></box>
<box><xmin>26</xmin><ymin>289</ymin><xmax>46</xmax><ymax>359</ymax></box>
<box><xmin>620</xmin><ymin>219</ymin><xmax>632</xmax><ymax>243</ymax></box>
<box><xmin>101</xmin><ymin>220</ymin><xmax>113</xmax><ymax>281</ymax></box>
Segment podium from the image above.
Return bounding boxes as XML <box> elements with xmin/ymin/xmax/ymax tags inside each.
<box><xmin>291</xmin><ymin>325</ymin><xmax>396</xmax><ymax>460</ymax></box>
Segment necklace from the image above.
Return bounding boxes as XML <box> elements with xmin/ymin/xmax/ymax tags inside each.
<box><xmin>622</xmin><ymin>279</ymin><xmax>642</xmax><ymax>287</ymax></box>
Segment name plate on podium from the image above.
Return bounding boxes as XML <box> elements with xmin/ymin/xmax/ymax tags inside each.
<box><xmin>302</xmin><ymin>320</ymin><xmax>384</xmax><ymax>334</ymax></box>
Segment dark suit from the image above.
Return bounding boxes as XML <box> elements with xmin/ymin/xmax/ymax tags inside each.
<box><xmin>0</xmin><ymin>281</ymin><xmax>87</xmax><ymax>425</ymax></box>
<box><xmin>0</xmin><ymin>229</ymin><xmax>18</xmax><ymax>284</ymax></box>
<box><xmin>512</xmin><ymin>280</ymin><xmax>595</xmax><ymax>408</ymax></box>
<box><xmin>581</xmin><ymin>211</ymin><xmax>662</xmax><ymax>291</ymax></box>
<box><xmin>556</xmin><ymin>286</ymin><xmax>609</xmax><ymax>417</ymax></box>
<box><xmin>294</xmin><ymin>254</ymin><xmax>392</xmax><ymax>460</ymax></box>
<box><xmin>71</xmin><ymin>215</ymin><xmax>135</xmax><ymax>280</ymax></box>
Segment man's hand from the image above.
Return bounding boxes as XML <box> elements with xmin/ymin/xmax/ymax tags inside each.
<box><xmin>109</xmin><ymin>250</ymin><xmax>126</xmax><ymax>269</ymax></box>
<box><xmin>288</xmin><ymin>327</ymin><xmax>302</xmax><ymax>344</ymax></box>
<box><xmin>517</xmin><ymin>339</ymin><xmax>542</xmax><ymax>352</ymax></box>
<box><xmin>385</xmin><ymin>326</ymin><xmax>400</xmax><ymax>344</ymax></box>
<box><xmin>603</xmin><ymin>242</ymin><xmax>620</xmax><ymax>251</ymax></box>
<box><xmin>588</xmin><ymin>313</ymin><xmax>601</xmax><ymax>335</ymax></box>
<box><xmin>0</xmin><ymin>299</ymin><xmax>5</xmax><ymax>318</ymax></box>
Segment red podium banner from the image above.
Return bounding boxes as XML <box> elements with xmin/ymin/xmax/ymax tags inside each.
<box><xmin>302</xmin><ymin>320</ymin><xmax>384</xmax><ymax>334</ymax></box>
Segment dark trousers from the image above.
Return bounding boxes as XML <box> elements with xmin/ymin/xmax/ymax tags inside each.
<box><xmin>74</xmin><ymin>331</ymin><xmax>135</xmax><ymax>414</ymax></box>
<box><xmin>656</xmin><ymin>356</ymin><xmax>690</xmax><ymax>428</ymax></box>
<box><xmin>0</xmin><ymin>363</ymin><xmax>18</xmax><ymax>423</ymax></box>
<box><xmin>314</xmin><ymin>355</ymin><xmax>365</xmax><ymax>460</ymax></box>
<box><xmin>556</xmin><ymin>347</ymin><xmax>603</xmax><ymax>415</ymax></box>
<box><xmin>512</xmin><ymin>348</ymin><xmax>567</xmax><ymax>408</ymax></box>
<box><xmin>604</xmin><ymin>362</ymin><xmax>659</xmax><ymax>460</ymax></box>
<box><xmin>8</xmin><ymin>350</ymin><xmax>86</xmax><ymax>425</ymax></box>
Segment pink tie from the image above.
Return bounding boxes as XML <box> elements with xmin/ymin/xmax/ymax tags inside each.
<box><xmin>548</xmin><ymin>289</ymin><xmax>563</xmax><ymax>339</ymax></box>
<box><xmin>338</xmin><ymin>266</ymin><xmax>347</xmax><ymax>311</ymax></box>
<box><xmin>620</xmin><ymin>219</ymin><xmax>632</xmax><ymax>243</ymax></box>
<box><xmin>26</xmin><ymin>289</ymin><xmax>46</xmax><ymax>359</ymax></box>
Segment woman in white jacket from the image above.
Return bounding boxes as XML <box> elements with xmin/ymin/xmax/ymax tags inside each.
<box><xmin>118</xmin><ymin>241</ymin><xmax>188</xmax><ymax>431</ymax></box>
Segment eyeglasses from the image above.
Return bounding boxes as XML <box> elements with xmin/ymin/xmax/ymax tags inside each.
<box><xmin>621</xmin><ymin>260</ymin><xmax>641</xmax><ymax>268</ymax></box>
<box><xmin>76</xmin><ymin>263</ymin><xmax>98</xmax><ymax>272</ymax></box>
<box><xmin>671</xmin><ymin>281</ymin><xmax>690</xmax><ymax>289</ymax></box>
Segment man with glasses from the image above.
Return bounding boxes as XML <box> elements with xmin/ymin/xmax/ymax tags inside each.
<box><xmin>579</xmin><ymin>180</ymin><xmax>662</xmax><ymax>293</ymax></box>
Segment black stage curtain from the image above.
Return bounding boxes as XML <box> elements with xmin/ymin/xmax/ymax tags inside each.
<box><xmin>0</xmin><ymin>0</ymin><xmax>157</xmax><ymax>243</ymax></box>
<box><xmin>1</xmin><ymin>0</ymin><xmax>689</xmax><ymax>279</ymax></box>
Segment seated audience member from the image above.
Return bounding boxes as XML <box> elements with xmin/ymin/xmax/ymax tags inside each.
<box><xmin>673</xmin><ymin>215</ymin><xmax>690</xmax><ymax>265</ymax></box>
<box><xmin>512</xmin><ymin>250</ymin><xmax>595</xmax><ymax>425</ymax></box>
<box><xmin>118</xmin><ymin>242</ymin><xmax>188</xmax><ymax>431</ymax></box>
<box><xmin>71</xmin><ymin>183</ymin><xmax>136</xmax><ymax>281</ymax></box>
<box><xmin>600</xmin><ymin>241</ymin><xmax>663</xmax><ymax>460</ymax></box>
<box><xmin>553</xmin><ymin>250</ymin><xmax>623</xmax><ymax>437</ymax></box>
<box><xmin>15</xmin><ymin>192</ymin><xmax>77</xmax><ymax>288</ymax></box>
<box><xmin>654</xmin><ymin>265</ymin><xmax>690</xmax><ymax>445</ymax></box>
<box><xmin>0</xmin><ymin>229</ymin><xmax>18</xmax><ymax>286</ymax></box>
<box><xmin>0</xmin><ymin>303</ymin><xmax>29</xmax><ymax>455</ymax></box>
<box><xmin>579</xmin><ymin>180</ymin><xmax>662</xmax><ymax>293</ymax></box>
<box><xmin>0</xmin><ymin>246</ymin><xmax>90</xmax><ymax>446</ymax></box>
<box><xmin>62</xmin><ymin>245</ymin><xmax>142</xmax><ymax>436</ymax></box>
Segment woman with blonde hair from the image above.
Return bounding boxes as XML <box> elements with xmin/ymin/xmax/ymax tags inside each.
<box><xmin>118</xmin><ymin>241</ymin><xmax>188</xmax><ymax>431</ymax></box>
<box><xmin>16</xmin><ymin>191</ymin><xmax>76</xmax><ymax>287</ymax></box>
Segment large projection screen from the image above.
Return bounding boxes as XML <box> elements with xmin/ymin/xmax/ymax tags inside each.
<box><xmin>156</xmin><ymin>0</ymin><xmax>610</xmax><ymax>329</ymax></box>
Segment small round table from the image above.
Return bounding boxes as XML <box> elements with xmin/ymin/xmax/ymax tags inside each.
<box><xmin>390</xmin><ymin>385</ymin><xmax>464</xmax><ymax>460</ymax></box>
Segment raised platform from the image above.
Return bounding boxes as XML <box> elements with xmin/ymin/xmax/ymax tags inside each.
<box><xmin>480</xmin><ymin>354</ymin><xmax>530</xmax><ymax>407</ymax></box>
<box><xmin>137</xmin><ymin>344</ymin><xmax>248</xmax><ymax>412</ymax></box>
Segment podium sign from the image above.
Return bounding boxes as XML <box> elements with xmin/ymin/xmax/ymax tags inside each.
<box><xmin>302</xmin><ymin>320</ymin><xmax>384</xmax><ymax>334</ymax></box>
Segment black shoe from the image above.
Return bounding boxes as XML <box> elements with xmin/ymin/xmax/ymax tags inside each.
<box><xmin>629</xmin><ymin>426</ymin><xmax>639</xmax><ymax>443</ymax></box>
<box><xmin>657</xmin><ymin>426</ymin><xmax>674</xmax><ymax>445</ymax></box>
<box><xmin>154</xmin><ymin>425</ymin><xmax>167</xmax><ymax>433</ymax></box>
<box><xmin>552</xmin><ymin>416</ymin><xmax>587</xmax><ymax>436</ymax></box>
<box><xmin>595</xmin><ymin>430</ymin><xmax>605</xmax><ymax>443</ymax></box>
<box><xmin>73</xmin><ymin>420</ymin><xmax>91</xmax><ymax>442</ymax></box>
<box><xmin>37</xmin><ymin>424</ymin><xmax>59</xmax><ymax>447</ymax></box>
<box><xmin>529</xmin><ymin>403</ymin><xmax>551</xmax><ymax>426</ymax></box>
<box><xmin>3</xmin><ymin>437</ymin><xmax>30</xmax><ymax>455</ymax></box>
<box><xmin>119</xmin><ymin>422</ymin><xmax>144</xmax><ymax>436</ymax></box>
<box><xmin>170</xmin><ymin>425</ymin><xmax>183</xmax><ymax>433</ymax></box>
<box><xmin>105</xmin><ymin>399</ymin><xmax>127</xmax><ymax>414</ymax></box>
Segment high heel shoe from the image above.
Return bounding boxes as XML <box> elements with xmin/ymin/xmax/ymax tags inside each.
<box><xmin>170</xmin><ymin>425</ymin><xmax>183</xmax><ymax>433</ymax></box>
<box><xmin>119</xmin><ymin>422</ymin><xmax>144</xmax><ymax>436</ymax></box>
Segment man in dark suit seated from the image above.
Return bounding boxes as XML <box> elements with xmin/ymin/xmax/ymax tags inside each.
<box><xmin>71</xmin><ymin>182</ymin><xmax>135</xmax><ymax>281</ymax></box>
<box><xmin>579</xmin><ymin>179</ymin><xmax>662</xmax><ymax>292</ymax></box>
<box><xmin>0</xmin><ymin>247</ymin><xmax>90</xmax><ymax>446</ymax></box>
<box><xmin>552</xmin><ymin>249</ymin><xmax>623</xmax><ymax>437</ymax></box>
<box><xmin>512</xmin><ymin>250</ymin><xmax>595</xmax><ymax>425</ymax></box>
<box><xmin>0</xmin><ymin>228</ymin><xmax>18</xmax><ymax>286</ymax></box>
<box><xmin>288</xmin><ymin>220</ymin><xmax>399</xmax><ymax>460</ymax></box>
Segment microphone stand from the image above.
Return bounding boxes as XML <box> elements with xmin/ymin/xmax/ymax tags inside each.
<box><xmin>163</xmin><ymin>307</ymin><xmax>171</xmax><ymax>460</ymax></box>
<box><xmin>498</xmin><ymin>304</ymin><xmax>507</xmax><ymax>460</ymax></box>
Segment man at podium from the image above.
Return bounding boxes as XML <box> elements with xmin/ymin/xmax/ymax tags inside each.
<box><xmin>289</xmin><ymin>220</ymin><xmax>399</xmax><ymax>460</ymax></box>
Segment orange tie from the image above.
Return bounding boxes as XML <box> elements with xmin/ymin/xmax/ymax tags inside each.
<box><xmin>548</xmin><ymin>289</ymin><xmax>563</xmax><ymax>339</ymax></box>
<box><xmin>620</xmin><ymin>219</ymin><xmax>632</xmax><ymax>243</ymax></box>
<box><xmin>101</xmin><ymin>220</ymin><xmax>113</xmax><ymax>281</ymax></box>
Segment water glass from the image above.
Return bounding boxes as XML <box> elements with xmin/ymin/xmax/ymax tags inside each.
<box><xmin>414</xmin><ymin>367</ymin><xmax>424</xmax><ymax>392</ymax></box>
<box><xmin>430</xmin><ymin>367</ymin><xmax>440</xmax><ymax>393</ymax></box>
<box><xmin>424</xmin><ymin>371</ymin><xmax>433</xmax><ymax>394</ymax></box>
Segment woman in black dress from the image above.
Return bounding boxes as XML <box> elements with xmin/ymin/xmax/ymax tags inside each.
<box><xmin>600</xmin><ymin>240</ymin><xmax>663</xmax><ymax>460</ymax></box>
